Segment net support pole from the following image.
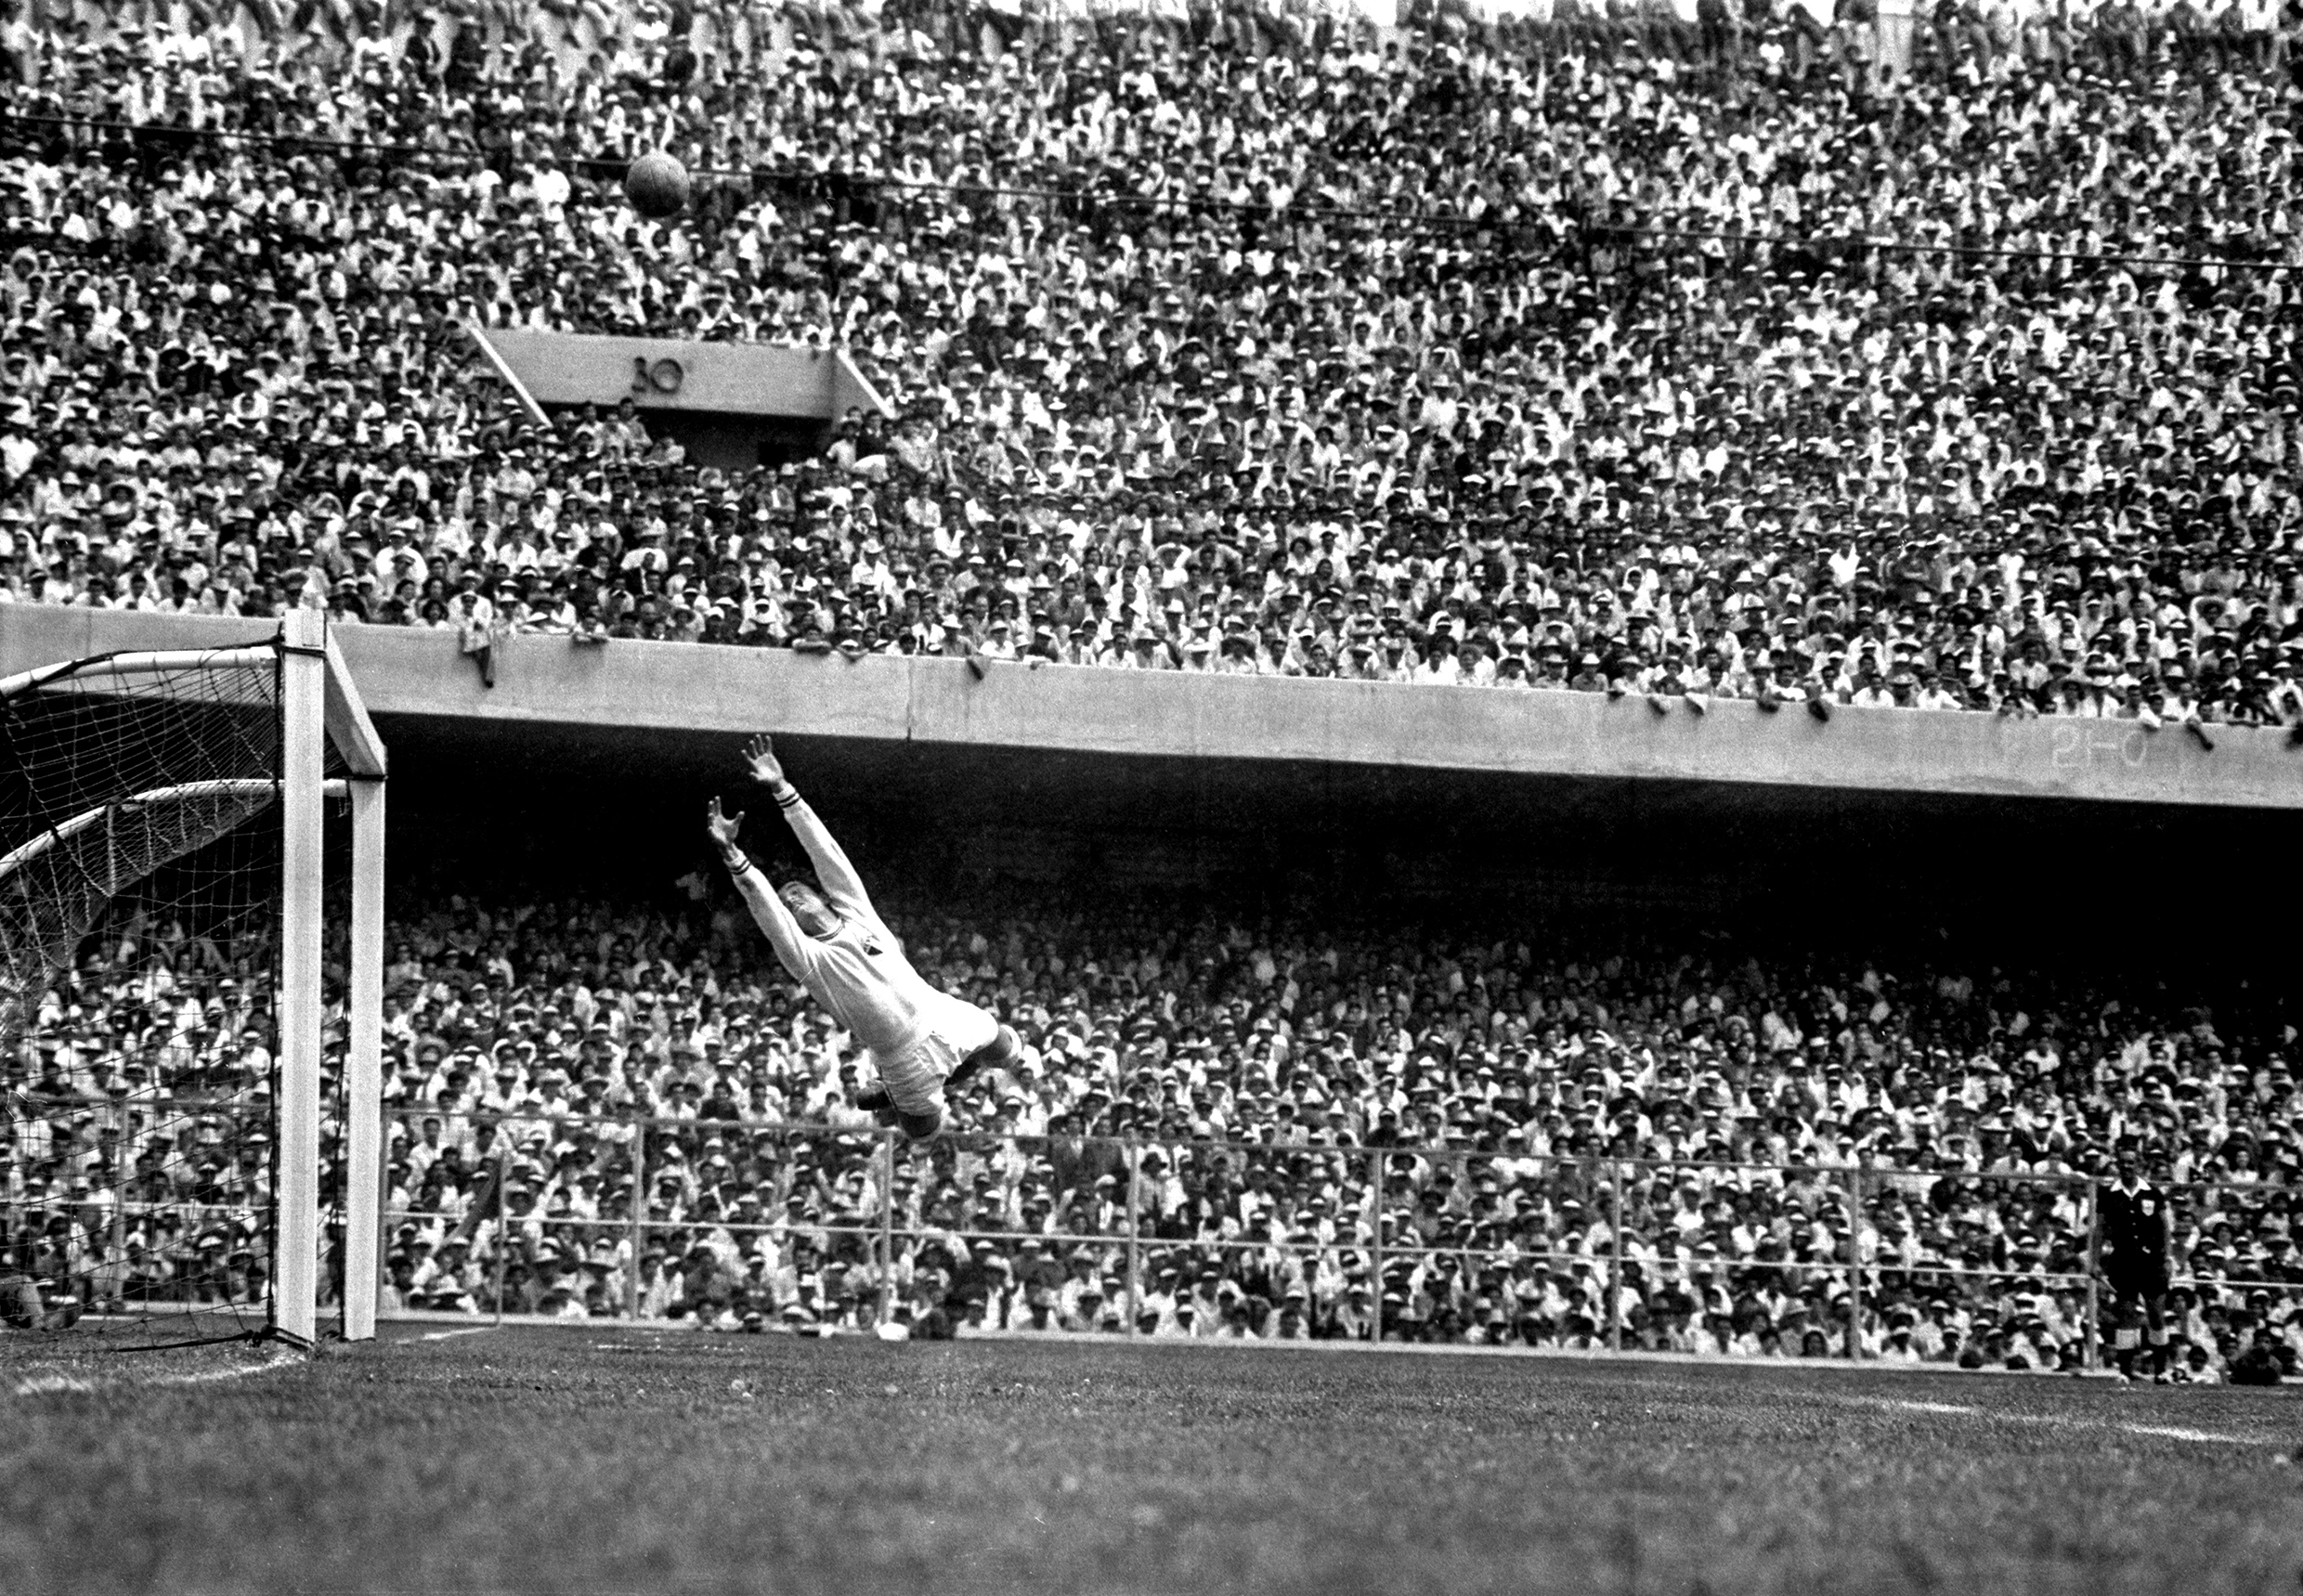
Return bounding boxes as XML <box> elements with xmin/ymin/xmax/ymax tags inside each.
<box><xmin>2084</xmin><ymin>1176</ymin><xmax>2101</xmax><ymax>1373</ymax></box>
<box><xmin>1366</xmin><ymin>1146</ymin><xmax>1384</xmax><ymax>1343</ymax></box>
<box><xmin>342</xmin><ymin>774</ymin><xmax>385</xmax><ymax>1342</ymax></box>
<box><xmin>1844</xmin><ymin>1168</ymin><xmax>1864</xmax><ymax>1361</ymax></box>
<box><xmin>1363</xmin><ymin>1146</ymin><xmax>1382</xmax><ymax>1343</ymax></box>
<box><xmin>878</xmin><ymin>1131</ymin><xmax>896</xmax><ymax>1330</ymax></box>
<box><xmin>274</xmin><ymin>608</ymin><xmax>326</xmax><ymax>1347</ymax></box>
<box><xmin>1608</xmin><ymin>1159</ymin><xmax>1625</xmax><ymax>1355</ymax></box>
<box><xmin>105</xmin><ymin>1096</ymin><xmax>126</xmax><ymax>1305</ymax></box>
<box><xmin>493</xmin><ymin>1139</ymin><xmax>510</xmax><ymax>1326</ymax></box>
<box><xmin>626</xmin><ymin>1128</ymin><xmax>645</xmax><ymax>1321</ymax></box>
<box><xmin>1124</xmin><ymin>1141</ymin><xmax>1141</xmax><ymax>1339</ymax></box>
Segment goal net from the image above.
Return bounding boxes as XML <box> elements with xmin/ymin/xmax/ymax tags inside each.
<box><xmin>0</xmin><ymin>618</ymin><xmax>385</xmax><ymax>1348</ymax></box>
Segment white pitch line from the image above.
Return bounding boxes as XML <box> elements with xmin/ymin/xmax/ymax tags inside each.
<box><xmin>2120</xmin><ymin>1423</ymin><xmax>2253</xmax><ymax>1445</ymax></box>
<box><xmin>1997</xmin><ymin>1412</ymin><xmax>2253</xmax><ymax>1445</ymax></box>
<box><xmin>1836</xmin><ymin>1392</ymin><xmax>2251</xmax><ymax>1446</ymax></box>
<box><xmin>410</xmin><ymin>1325</ymin><xmax>495</xmax><ymax>1343</ymax></box>
<box><xmin>14</xmin><ymin>1350</ymin><xmax>301</xmax><ymax>1397</ymax></box>
<box><xmin>141</xmin><ymin>1351</ymin><xmax>304</xmax><ymax>1389</ymax></box>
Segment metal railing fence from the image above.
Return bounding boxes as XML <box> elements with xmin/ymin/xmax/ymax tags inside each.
<box><xmin>366</xmin><ymin>1109</ymin><xmax>2303</xmax><ymax>1366</ymax></box>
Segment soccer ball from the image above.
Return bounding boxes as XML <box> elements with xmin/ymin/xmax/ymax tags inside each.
<box><xmin>624</xmin><ymin>151</ymin><xmax>691</xmax><ymax>220</ymax></box>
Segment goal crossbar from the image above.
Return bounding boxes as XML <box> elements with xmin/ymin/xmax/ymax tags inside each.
<box><xmin>0</xmin><ymin>647</ymin><xmax>279</xmax><ymax>703</ymax></box>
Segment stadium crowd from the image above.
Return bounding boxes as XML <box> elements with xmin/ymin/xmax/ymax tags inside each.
<box><xmin>7</xmin><ymin>863</ymin><xmax>2298</xmax><ymax>1380</ymax></box>
<box><xmin>4</xmin><ymin>0</ymin><xmax>2303</xmax><ymax>726</ymax></box>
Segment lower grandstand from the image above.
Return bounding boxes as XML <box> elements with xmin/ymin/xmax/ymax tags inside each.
<box><xmin>367</xmin><ymin>844</ymin><xmax>2303</xmax><ymax>1378</ymax></box>
<box><xmin>19</xmin><ymin>752</ymin><xmax>2283</xmax><ymax>1378</ymax></box>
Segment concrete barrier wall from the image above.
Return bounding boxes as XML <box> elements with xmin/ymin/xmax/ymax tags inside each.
<box><xmin>3</xmin><ymin>607</ymin><xmax>2297</xmax><ymax>810</ymax></box>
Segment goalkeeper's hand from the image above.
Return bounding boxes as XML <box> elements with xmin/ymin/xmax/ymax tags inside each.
<box><xmin>855</xmin><ymin>1084</ymin><xmax>899</xmax><ymax>1127</ymax></box>
<box><xmin>742</xmin><ymin>733</ymin><xmax>789</xmax><ymax>792</ymax></box>
<box><xmin>705</xmin><ymin>796</ymin><xmax>745</xmax><ymax>851</ymax></box>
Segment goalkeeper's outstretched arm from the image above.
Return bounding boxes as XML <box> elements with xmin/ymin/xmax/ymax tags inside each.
<box><xmin>739</xmin><ymin>733</ymin><xmax>878</xmax><ymax>919</ymax></box>
<box><xmin>705</xmin><ymin>796</ymin><xmax>821</xmax><ymax>984</ymax></box>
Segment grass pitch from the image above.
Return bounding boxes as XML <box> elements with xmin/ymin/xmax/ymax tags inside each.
<box><xmin>4</xmin><ymin>1327</ymin><xmax>2299</xmax><ymax>1596</ymax></box>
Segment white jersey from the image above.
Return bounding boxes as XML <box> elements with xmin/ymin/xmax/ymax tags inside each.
<box><xmin>741</xmin><ymin>794</ymin><xmax>934</xmax><ymax>1055</ymax></box>
<box><xmin>737</xmin><ymin>793</ymin><xmax>993</xmax><ymax>1114</ymax></box>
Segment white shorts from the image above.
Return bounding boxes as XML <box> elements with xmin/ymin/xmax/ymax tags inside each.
<box><xmin>872</xmin><ymin>993</ymin><xmax>998</xmax><ymax>1116</ymax></box>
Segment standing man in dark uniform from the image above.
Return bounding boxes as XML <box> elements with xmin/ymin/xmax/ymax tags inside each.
<box><xmin>2098</xmin><ymin>1141</ymin><xmax>2175</xmax><ymax>1383</ymax></box>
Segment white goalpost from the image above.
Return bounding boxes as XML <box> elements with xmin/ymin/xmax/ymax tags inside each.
<box><xmin>278</xmin><ymin>608</ymin><xmax>390</xmax><ymax>1345</ymax></box>
<box><xmin>0</xmin><ymin>610</ymin><xmax>385</xmax><ymax>1346</ymax></box>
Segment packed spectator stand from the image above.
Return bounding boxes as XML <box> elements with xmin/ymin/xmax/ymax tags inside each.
<box><xmin>7</xmin><ymin>857</ymin><xmax>2300</xmax><ymax>1379</ymax></box>
<box><xmin>2</xmin><ymin>0</ymin><xmax>2301</xmax><ymax>725</ymax></box>
<box><xmin>4</xmin><ymin>0</ymin><xmax>2302</xmax><ymax>1373</ymax></box>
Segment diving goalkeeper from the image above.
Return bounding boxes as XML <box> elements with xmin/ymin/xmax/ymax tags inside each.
<box><xmin>705</xmin><ymin>734</ymin><xmax>1020</xmax><ymax>1138</ymax></box>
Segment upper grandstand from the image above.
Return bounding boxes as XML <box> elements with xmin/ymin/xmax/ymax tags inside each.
<box><xmin>1</xmin><ymin>0</ymin><xmax>2299</xmax><ymax>723</ymax></box>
